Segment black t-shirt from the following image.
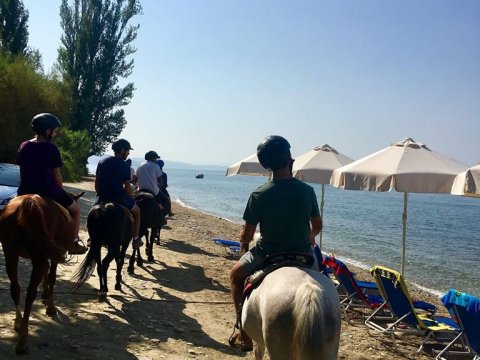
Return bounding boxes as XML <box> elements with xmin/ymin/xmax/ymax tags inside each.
<box><xmin>96</xmin><ymin>156</ymin><xmax>130</xmax><ymax>199</ymax></box>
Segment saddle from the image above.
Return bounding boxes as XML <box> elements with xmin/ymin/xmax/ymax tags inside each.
<box><xmin>94</xmin><ymin>201</ymin><xmax>134</xmax><ymax>224</ymax></box>
<box><xmin>242</xmin><ymin>252</ymin><xmax>315</xmax><ymax>297</ymax></box>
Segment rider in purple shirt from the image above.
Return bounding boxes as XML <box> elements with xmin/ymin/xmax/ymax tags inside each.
<box><xmin>16</xmin><ymin>113</ymin><xmax>87</xmax><ymax>255</ymax></box>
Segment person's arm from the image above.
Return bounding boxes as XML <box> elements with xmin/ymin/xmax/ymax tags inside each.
<box><xmin>309</xmin><ymin>215</ymin><xmax>322</xmax><ymax>245</ymax></box>
<box><xmin>53</xmin><ymin>167</ymin><xmax>63</xmax><ymax>188</ymax></box>
<box><xmin>124</xmin><ymin>180</ymin><xmax>133</xmax><ymax>197</ymax></box>
<box><xmin>239</xmin><ymin>222</ymin><xmax>257</xmax><ymax>252</ymax></box>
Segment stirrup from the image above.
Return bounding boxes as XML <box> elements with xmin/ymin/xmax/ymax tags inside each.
<box><xmin>228</xmin><ymin>330</ymin><xmax>253</xmax><ymax>352</ymax></box>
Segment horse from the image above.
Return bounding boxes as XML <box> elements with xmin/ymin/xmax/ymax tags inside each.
<box><xmin>128</xmin><ymin>191</ymin><xmax>165</xmax><ymax>273</ymax></box>
<box><xmin>0</xmin><ymin>192</ymin><xmax>84</xmax><ymax>354</ymax></box>
<box><xmin>241</xmin><ymin>266</ymin><xmax>341</xmax><ymax>360</ymax></box>
<box><xmin>71</xmin><ymin>202</ymin><xmax>132</xmax><ymax>301</ymax></box>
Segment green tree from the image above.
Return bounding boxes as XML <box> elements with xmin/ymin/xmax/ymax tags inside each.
<box><xmin>0</xmin><ymin>0</ymin><xmax>29</xmax><ymax>56</ymax></box>
<box><xmin>57</xmin><ymin>129</ymin><xmax>91</xmax><ymax>181</ymax></box>
<box><xmin>58</xmin><ymin>0</ymin><xmax>142</xmax><ymax>157</ymax></box>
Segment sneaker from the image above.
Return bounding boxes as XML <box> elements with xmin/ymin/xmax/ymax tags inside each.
<box><xmin>69</xmin><ymin>240</ymin><xmax>88</xmax><ymax>255</ymax></box>
<box><xmin>132</xmin><ymin>237</ymin><xmax>144</xmax><ymax>250</ymax></box>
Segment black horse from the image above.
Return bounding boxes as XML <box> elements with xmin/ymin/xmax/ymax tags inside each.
<box><xmin>72</xmin><ymin>202</ymin><xmax>132</xmax><ymax>301</ymax></box>
<box><xmin>128</xmin><ymin>191</ymin><xmax>165</xmax><ymax>273</ymax></box>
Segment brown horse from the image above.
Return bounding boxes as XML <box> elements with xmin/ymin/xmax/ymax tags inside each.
<box><xmin>0</xmin><ymin>193</ymin><xmax>84</xmax><ymax>354</ymax></box>
<box><xmin>128</xmin><ymin>191</ymin><xmax>165</xmax><ymax>273</ymax></box>
<box><xmin>71</xmin><ymin>202</ymin><xmax>132</xmax><ymax>301</ymax></box>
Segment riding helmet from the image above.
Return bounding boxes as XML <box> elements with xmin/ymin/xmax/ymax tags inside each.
<box><xmin>257</xmin><ymin>135</ymin><xmax>291</xmax><ymax>171</ymax></box>
<box><xmin>112</xmin><ymin>139</ymin><xmax>133</xmax><ymax>153</ymax></box>
<box><xmin>30</xmin><ymin>113</ymin><xmax>61</xmax><ymax>134</ymax></box>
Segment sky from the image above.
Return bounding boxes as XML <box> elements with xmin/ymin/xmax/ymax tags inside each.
<box><xmin>23</xmin><ymin>0</ymin><xmax>479</xmax><ymax>166</ymax></box>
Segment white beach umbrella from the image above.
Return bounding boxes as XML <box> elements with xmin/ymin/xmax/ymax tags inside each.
<box><xmin>292</xmin><ymin>144</ymin><xmax>354</xmax><ymax>248</ymax></box>
<box><xmin>226</xmin><ymin>153</ymin><xmax>271</xmax><ymax>177</ymax></box>
<box><xmin>330</xmin><ymin>137</ymin><xmax>469</xmax><ymax>275</ymax></box>
<box><xmin>451</xmin><ymin>164</ymin><xmax>480</xmax><ymax>198</ymax></box>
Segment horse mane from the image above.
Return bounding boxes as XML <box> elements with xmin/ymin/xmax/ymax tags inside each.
<box><xmin>291</xmin><ymin>282</ymin><xmax>325</xmax><ymax>360</ymax></box>
<box><xmin>16</xmin><ymin>196</ymin><xmax>67</xmax><ymax>263</ymax></box>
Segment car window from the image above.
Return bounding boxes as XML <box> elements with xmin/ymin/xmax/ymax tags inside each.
<box><xmin>0</xmin><ymin>165</ymin><xmax>20</xmax><ymax>187</ymax></box>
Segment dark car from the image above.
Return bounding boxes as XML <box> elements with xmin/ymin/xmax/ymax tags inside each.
<box><xmin>0</xmin><ymin>163</ymin><xmax>20</xmax><ymax>211</ymax></box>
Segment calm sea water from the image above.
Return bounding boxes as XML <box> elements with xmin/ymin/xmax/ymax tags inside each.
<box><xmin>165</xmin><ymin>167</ymin><xmax>480</xmax><ymax>298</ymax></box>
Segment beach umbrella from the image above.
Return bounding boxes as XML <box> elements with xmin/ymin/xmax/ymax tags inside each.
<box><xmin>451</xmin><ymin>164</ymin><xmax>480</xmax><ymax>198</ymax></box>
<box><xmin>226</xmin><ymin>153</ymin><xmax>270</xmax><ymax>177</ymax></box>
<box><xmin>330</xmin><ymin>137</ymin><xmax>469</xmax><ymax>275</ymax></box>
<box><xmin>292</xmin><ymin>144</ymin><xmax>354</xmax><ymax>248</ymax></box>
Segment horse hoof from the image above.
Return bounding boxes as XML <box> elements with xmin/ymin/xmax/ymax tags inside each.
<box><xmin>127</xmin><ymin>266</ymin><xmax>135</xmax><ymax>274</ymax></box>
<box><xmin>136</xmin><ymin>259</ymin><xmax>143</xmax><ymax>267</ymax></box>
<box><xmin>155</xmin><ymin>240</ymin><xmax>160</xmax><ymax>245</ymax></box>
<box><xmin>15</xmin><ymin>337</ymin><xmax>28</xmax><ymax>354</ymax></box>
<box><xmin>99</xmin><ymin>293</ymin><xmax>107</xmax><ymax>302</ymax></box>
<box><xmin>148</xmin><ymin>256</ymin><xmax>154</xmax><ymax>262</ymax></box>
<box><xmin>46</xmin><ymin>307</ymin><xmax>57</xmax><ymax>316</ymax></box>
<box><xmin>115</xmin><ymin>283</ymin><xmax>122</xmax><ymax>291</ymax></box>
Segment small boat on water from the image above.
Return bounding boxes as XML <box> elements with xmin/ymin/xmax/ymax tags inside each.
<box><xmin>195</xmin><ymin>173</ymin><xmax>204</xmax><ymax>179</ymax></box>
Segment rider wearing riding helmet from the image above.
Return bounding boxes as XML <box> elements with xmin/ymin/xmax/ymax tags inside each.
<box><xmin>229</xmin><ymin>135</ymin><xmax>322</xmax><ymax>351</ymax></box>
<box><xmin>95</xmin><ymin>139</ymin><xmax>142</xmax><ymax>249</ymax></box>
<box><xmin>16</xmin><ymin>113</ymin><xmax>87</xmax><ymax>255</ymax></box>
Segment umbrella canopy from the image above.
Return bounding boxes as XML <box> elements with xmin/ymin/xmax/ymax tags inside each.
<box><xmin>451</xmin><ymin>164</ymin><xmax>480</xmax><ymax>198</ymax></box>
<box><xmin>226</xmin><ymin>153</ymin><xmax>270</xmax><ymax>177</ymax></box>
<box><xmin>292</xmin><ymin>144</ymin><xmax>354</xmax><ymax>248</ymax></box>
<box><xmin>330</xmin><ymin>137</ymin><xmax>469</xmax><ymax>275</ymax></box>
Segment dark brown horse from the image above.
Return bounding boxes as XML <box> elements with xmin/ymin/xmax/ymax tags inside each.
<box><xmin>0</xmin><ymin>193</ymin><xmax>84</xmax><ymax>354</ymax></box>
<box><xmin>71</xmin><ymin>202</ymin><xmax>132</xmax><ymax>301</ymax></box>
<box><xmin>128</xmin><ymin>191</ymin><xmax>165</xmax><ymax>273</ymax></box>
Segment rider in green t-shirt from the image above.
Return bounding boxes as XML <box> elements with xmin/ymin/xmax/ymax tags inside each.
<box><xmin>229</xmin><ymin>135</ymin><xmax>323</xmax><ymax>351</ymax></box>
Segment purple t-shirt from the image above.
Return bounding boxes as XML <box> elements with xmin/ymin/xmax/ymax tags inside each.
<box><xmin>16</xmin><ymin>140</ymin><xmax>63</xmax><ymax>197</ymax></box>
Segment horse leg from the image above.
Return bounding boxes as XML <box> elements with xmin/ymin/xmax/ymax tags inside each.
<box><xmin>4</xmin><ymin>251</ymin><xmax>22</xmax><ymax>332</ymax></box>
<box><xmin>128</xmin><ymin>248</ymin><xmax>136</xmax><ymax>274</ymax></box>
<box><xmin>147</xmin><ymin>230</ymin><xmax>155</xmax><ymax>262</ymax></box>
<box><xmin>136</xmin><ymin>236</ymin><xmax>144</xmax><ymax>267</ymax></box>
<box><xmin>45</xmin><ymin>262</ymin><xmax>58</xmax><ymax>316</ymax></box>
<box><xmin>99</xmin><ymin>250</ymin><xmax>116</xmax><ymax>301</ymax></box>
<box><xmin>16</xmin><ymin>257</ymin><xmax>49</xmax><ymax>354</ymax></box>
<box><xmin>254</xmin><ymin>344</ymin><xmax>265</xmax><ymax>360</ymax></box>
<box><xmin>154</xmin><ymin>227</ymin><xmax>160</xmax><ymax>245</ymax></box>
<box><xmin>41</xmin><ymin>271</ymin><xmax>49</xmax><ymax>300</ymax></box>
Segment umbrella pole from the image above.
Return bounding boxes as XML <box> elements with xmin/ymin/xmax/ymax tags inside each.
<box><xmin>319</xmin><ymin>184</ymin><xmax>325</xmax><ymax>249</ymax></box>
<box><xmin>401</xmin><ymin>192</ymin><xmax>408</xmax><ymax>276</ymax></box>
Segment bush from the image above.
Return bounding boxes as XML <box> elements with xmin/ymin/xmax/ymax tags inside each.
<box><xmin>56</xmin><ymin>129</ymin><xmax>91</xmax><ymax>182</ymax></box>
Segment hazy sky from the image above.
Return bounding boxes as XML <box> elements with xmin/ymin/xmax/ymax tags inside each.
<box><xmin>23</xmin><ymin>0</ymin><xmax>479</xmax><ymax>166</ymax></box>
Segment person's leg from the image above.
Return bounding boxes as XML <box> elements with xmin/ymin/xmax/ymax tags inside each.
<box><xmin>56</xmin><ymin>191</ymin><xmax>86</xmax><ymax>255</ymax></box>
<box><xmin>67</xmin><ymin>201</ymin><xmax>81</xmax><ymax>237</ymax></box>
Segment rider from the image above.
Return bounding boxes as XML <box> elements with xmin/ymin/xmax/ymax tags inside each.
<box><xmin>136</xmin><ymin>150</ymin><xmax>163</xmax><ymax>198</ymax></box>
<box><xmin>94</xmin><ymin>139</ymin><xmax>142</xmax><ymax>249</ymax></box>
<box><xmin>16</xmin><ymin>113</ymin><xmax>87</xmax><ymax>255</ymax></box>
<box><xmin>229</xmin><ymin>135</ymin><xmax>323</xmax><ymax>351</ymax></box>
<box><xmin>156</xmin><ymin>159</ymin><xmax>173</xmax><ymax>216</ymax></box>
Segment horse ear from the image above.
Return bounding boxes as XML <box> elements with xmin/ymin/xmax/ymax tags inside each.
<box><xmin>74</xmin><ymin>192</ymin><xmax>85</xmax><ymax>200</ymax></box>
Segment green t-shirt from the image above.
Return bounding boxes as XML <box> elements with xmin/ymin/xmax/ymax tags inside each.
<box><xmin>243</xmin><ymin>178</ymin><xmax>320</xmax><ymax>256</ymax></box>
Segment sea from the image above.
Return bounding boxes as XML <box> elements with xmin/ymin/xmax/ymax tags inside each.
<box><xmin>88</xmin><ymin>163</ymin><xmax>480</xmax><ymax>298</ymax></box>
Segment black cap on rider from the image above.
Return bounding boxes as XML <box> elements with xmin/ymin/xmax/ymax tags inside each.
<box><xmin>145</xmin><ymin>151</ymin><xmax>160</xmax><ymax>162</ymax></box>
<box><xmin>257</xmin><ymin>135</ymin><xmax>291</xmax><ymax>171</ymax></box>
<box><xmin>30</xmin><ymin>113</ymin><xmax>61</xmax><ymax>135</ymax></box>
<box><xmin>112</xmin><ymin>139</ymin><xmax>133</xmax><ymax>153</ymax></box>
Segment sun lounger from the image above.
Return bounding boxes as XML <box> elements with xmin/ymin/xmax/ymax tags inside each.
<box><xmin>367</xmin><ymin>265</ymin><xmax>459</xmax><ymax>352</ymax></box>
<box><xmin>435</xmin><ymin>289</ymin><xmax>480</xmax><ymax>360</ymax></box>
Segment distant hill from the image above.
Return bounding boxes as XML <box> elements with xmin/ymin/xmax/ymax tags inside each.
<box><xmin>87</xmin><ymin>156</ymin><xmax>225</xmax><ymax>171</ymax></box>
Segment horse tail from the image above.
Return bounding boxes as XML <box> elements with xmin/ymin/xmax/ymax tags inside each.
<box><xmin>71</xmin><ymin>240</ymin><xmax>99</xmax><ymax>290</ymax></box>
<box><xmin>17</xmin><ymin>197</ymin><xmax>66</xmax><ymax>263</ymax></box>
<box><xmin>291</xmin><ymin>282</ymin><xmax>325</xmax><ymax>360</ymax></box>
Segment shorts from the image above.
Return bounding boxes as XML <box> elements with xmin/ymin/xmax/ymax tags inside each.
<box><xmin>239</xmin><ymin>245</ymin><xmax>316</xmax><ymax>276</ymax></box>
<box><xmin>97</xmin><ymin>193</ymin><xmax>135</xmax><ymax>210</ymax></box>
<box><xmin>54</xmin><ymin>189</ymin><xmax>74</xmax><ymax>207</ymax></box>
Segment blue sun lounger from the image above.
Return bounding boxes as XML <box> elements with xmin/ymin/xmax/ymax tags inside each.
<box><xmin>212</xmin><ymin>238</ymin><xmax>241</xmax><ymax>254</ymax></box>
<box><xmin>435</xmin><ymin>289</ymin><xmax>480</xmax><ymax>360</ymax></box>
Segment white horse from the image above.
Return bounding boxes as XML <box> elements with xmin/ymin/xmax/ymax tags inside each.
<box><xmin>241</xmin><ymin>266</ymin><xmax>341</xmax><ymax>360</ymax></box>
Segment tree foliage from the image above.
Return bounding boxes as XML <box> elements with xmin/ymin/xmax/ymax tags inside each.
<box><xmin>58</xmin><ymin>0</ymin><xmax>142</xmax><ymax>156</ymax></box>
<box><xmin>0</xmin><ymin>0</ymin><xmax>29</xmax><ymax>56</ymax></box>
<box><xmin>57</xmin><ymin>129</ymin><xmax>91</xmax><ymax>181</ymax></box>
<box><xmin>0</xmin><ymin>53</ymin><xmax>72</xmax><ymax>163</ymax></box>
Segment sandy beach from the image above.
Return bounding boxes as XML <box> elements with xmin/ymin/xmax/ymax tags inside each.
<box><xmin>0</xmin><ymin>177</ymin><xmax>457</xmax><ymax>359</ymax></box>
